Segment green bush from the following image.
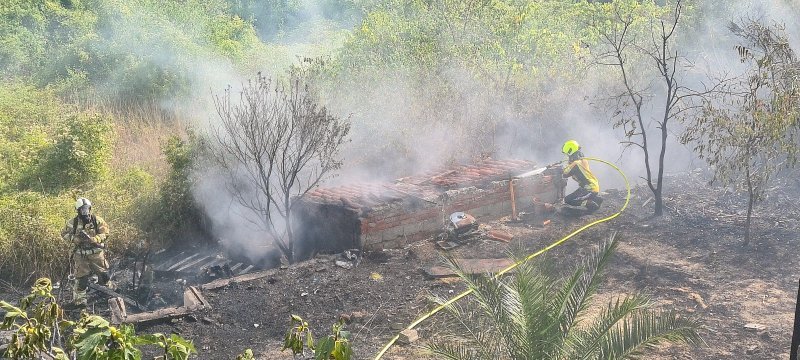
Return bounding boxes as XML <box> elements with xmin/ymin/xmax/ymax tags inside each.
<box><xmin>1</xmin><ymin>278</ymin><xmax>197</xmax><ymax>360</ymax></box>
<box><xmin>0</xmin><ymin>83</ymin><xmax>116</xmax><ymax>194</ymax></box>
<box><xmin>22</xmin><ymin>111</ymin><xmax>115</xmax><ymax>193</ymax></box>
<box><xmin>139</xmin><ymin>134</ymin><xmax>208</xmax><ymax>248</ymax></box>
<box><xmin>0</xmin><ymin>192</ymin><xmax>73</xmax><ymax>281</ymax></box>
<box><xmin>0</xmin><ymin>83</ymin><xmax>64</xmax><ymax>193</ymax></box>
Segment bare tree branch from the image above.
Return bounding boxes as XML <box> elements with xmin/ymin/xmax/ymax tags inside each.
<box><xmin>208</xmin><ymin>74</ymin><xmax>351</xmax><ymax>262</ymax></box>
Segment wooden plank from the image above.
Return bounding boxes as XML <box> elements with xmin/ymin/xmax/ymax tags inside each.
<box><xmin>109</xmin><ymin>297</ymin><xmax>127</xmax><ymax>324</ymax></box>
<box><xmin>154</xmin><ymin>251</ymin><xmax>185</xmax><ymax>271</ymax></box>
<box><xmin>183</xmin><ymin>286</ymin><xmax>211</xmax><ymax>310</ymax></box>
<box><xmin>123</xmin><ymin>306</ymin><xmax>194</xmax><ymax>324</ymax></box>
<box><xmin>116</xmin><ymin>287</ymin><xmax>212</xmax><ymax>325</ymax></box>
<box><xmin>199</xmin><ymin>257</ymin><xmax>228</xmax><ymax>271</ymax></box>
<box><xmin>423</xmin><ymin>258</ymin><xmax>515</xmax><ymax>278</ymax></box>
<box><xmin>88</xmin><ymin>283</ymin><xmax>144</xmax><ymax>311</ymax></box>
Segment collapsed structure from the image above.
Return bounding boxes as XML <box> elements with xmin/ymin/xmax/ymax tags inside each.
<box><xmin>293</xmin><ymin>159</ymin><xmax>566</xmax><ymax>259</ymax></box>
<box><xmin>95</xmin><ymin>159</ymin><xmax>564</xmax><ymax>325</ymax></box>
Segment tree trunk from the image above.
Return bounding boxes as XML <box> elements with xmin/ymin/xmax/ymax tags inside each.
<box><xmin>285</xmin><ymin>214</ymin><xmax>295</xmax><ymax>264</ymax></box>
<box><xmin>654</xmin><ymin>192</ymin><xmax>663</xmax><ymax>216</ymax></box>
<box><xmin>744</xmin><ymin>164</ymin><xmax>755</xmax><ymax>246</ymax></box>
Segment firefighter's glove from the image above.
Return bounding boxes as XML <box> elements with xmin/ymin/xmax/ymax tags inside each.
<box><xmin>546</xmin><ymin>160</ymin><xmax>564</xmax><ymax>169</ymax></box>
<box><xmin>77</xmin><ymin>230</ymin><xmax>92</xmax><ymax>244</ymax></box>
<box><xmin>78</xmin><ymin>230</ymin><xmax>104</xmax><ymax>248</ymax></box>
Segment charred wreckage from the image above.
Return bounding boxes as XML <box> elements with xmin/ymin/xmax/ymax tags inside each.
<box><xmin>37</xmin><ymin>159</ymin><xmax>565</xmax><ymax>326</ymax></box>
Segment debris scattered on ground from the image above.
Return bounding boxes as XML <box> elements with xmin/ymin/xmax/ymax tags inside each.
<box><xmin>435</xmin><ymin>240</ymin><xmax>460</xmax><ymax>250</ymax></box>
<box><xmin>744</xmin><ymin>323</ymin><xmax>767</xmax><ymax>332</ymax></box>
<box><xmin>129</xmin><ymin>171</ymin><xmax>800</xmax><ymax>360</ymax></box>
<box><xmin>487</xmin><ymin>229</ymin><xmax>513</xmax><ymax>242</ymax></box>
<box><xmin>335</xmin><ymin>260</ymin><xmax>354</xmax><ymax>269</ymax></box>
<box><xmin>398</xmin><ymin>329</ymin><xmax>419</xmax><ymax>345</ymax></box>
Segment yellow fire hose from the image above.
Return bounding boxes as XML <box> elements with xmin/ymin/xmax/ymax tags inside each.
<box><xmin>373</xmin><ymin>157</ymin><xmax>631</xmax><ymax>359</ymax></box>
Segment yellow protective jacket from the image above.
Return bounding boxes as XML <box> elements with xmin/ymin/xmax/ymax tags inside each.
<box><xmin>563</xmin><ymin>157</ymin><xmax>600</xmax><ymax>192</ymax></box>
<box><xmin>61</xmin><ymin>215</ymin><xmax>110</xmax><ymax>250</ymax></box>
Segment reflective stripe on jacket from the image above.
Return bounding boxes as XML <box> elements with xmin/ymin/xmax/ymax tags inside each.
<box><xmin>60</xmin><ymin>215</ymin><xmax>110</xmax><ymax>249</ymax></box>
<box><xmin>563</xmin><ymin>158</ymin><xmax>600</xmax><ymax>192</ymax></box>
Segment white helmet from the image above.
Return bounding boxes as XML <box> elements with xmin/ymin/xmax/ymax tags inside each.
<box><xmin>75</xmin><ymin>198</ymin><xmax>92</xmax><ymax>216</ymax></box>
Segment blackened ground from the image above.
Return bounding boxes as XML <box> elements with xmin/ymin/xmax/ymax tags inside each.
<box><xmin>138</xmin><ymin>170</ymin><xmax>800</xmax><ymax>360</ymax></box>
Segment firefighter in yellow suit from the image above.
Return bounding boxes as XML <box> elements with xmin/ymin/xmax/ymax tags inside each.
<box><xmin>61</xmin><ymin>197</ymin><xmax>111</xmax><ymax>308</ymax></box>
<box><xmin>561</xmin><ymin>140</ymin><xmax>603</xmax><ymax>212</ymax></box>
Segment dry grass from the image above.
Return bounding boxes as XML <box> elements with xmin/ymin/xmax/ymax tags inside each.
<box><xmin>81</xmin><ymin>99</ymin><xmax>192</xmax><ymax>179</ymax></box>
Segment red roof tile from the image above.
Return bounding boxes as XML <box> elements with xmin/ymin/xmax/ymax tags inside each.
<box><xmin>299</xmin><ymin>159</ymin><xmax>536</xmax><ymax>208</ymax></box>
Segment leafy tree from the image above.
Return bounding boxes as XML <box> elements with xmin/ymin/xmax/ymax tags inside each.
<box><xmin>0</xmin><ymin>0</ymin><xmax>268</xmax><ymax>107</ymax></box>
<box><xmin>227</xmin><ymin>0</ymin><xmax>360</xmax><ymax>41</ymax></box>
<box><xmin>681</xmin><ymin>19</ymin><xmax>800</xmax><ymax>245</ymax></box>
<box><xmin>427</xmin><ymin>232</ymin><xmax>700</xmax><ymax>359</ymax></box>
<box><xmin>208</xmin><ymin>74</ymin><xmax>350</xmax><ymax>263</ymax></box>
<box><xmin>317</xmin><ymin>0</ymin><xmax>602</xmax><ymax>167</ymax></box>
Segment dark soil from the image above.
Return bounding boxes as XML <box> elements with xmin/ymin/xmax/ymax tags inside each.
<box><xmin>131</xmin><ymin>170</ymin><xmax>799</xmax><ymax>360</ymax></box>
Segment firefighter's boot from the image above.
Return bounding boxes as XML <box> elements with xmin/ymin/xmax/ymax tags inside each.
<box><xmin>66</xmin><ymin>276</ymin><xmax>89</xmax><ymax>309</ymax></box>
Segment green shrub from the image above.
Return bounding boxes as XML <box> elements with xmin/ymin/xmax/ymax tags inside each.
<box><xmin>0</xmin><ymin>83</ymin><xmax>65</xmax><ymax>193</ymax></box>
<box><xmin>1</xmin><ymin>279</ymin><xmax>196</xmax><ymax>360</ymax></box>
<box><xmin>0</xmin><ymin>82</ymin><xmax>116</xmax><ymax>194</ymax></box>
<box><xmin>0</xmin><ymin>278</ymin><xmax>71</xmax><ymax>359</ymax></box>
<box><xmin>138</xmin><ymin>134</ymin><xmax>208</xmax><ymax>248</ymax></box>
<box><xmin>0</xmin><ymin>192</ymin><xmax>72</xmax><ymax>281</ymax></box>
<box><xmin>23</xmin><ymin>111</ymin><xmax>115</xmax><ymax>193</ymax></box>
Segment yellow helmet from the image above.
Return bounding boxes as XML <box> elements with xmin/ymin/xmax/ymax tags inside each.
<box><xmin>562</xmin><ymin>140</ymin><xmax>580</xmax><ymax>155</ymax></box>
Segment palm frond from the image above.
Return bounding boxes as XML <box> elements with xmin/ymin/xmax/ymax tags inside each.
<box><xmin>513</xmin><ymin>259</ymin><xmax>559</xmax><ymax>358</ymax></box>
<box><xmin>562</xmin><ymin>294</ymin><xmax>651</xmax><ymax>359</ymax></box>
<box><xmin>431</xmin><ymin>293</ymin><xmax>505</xmax><ymax>359</ymax></box>
<box><xmin>550</xmin><ymin>233</ymin><xmax>621</xmax><ymax>343</ymax></box>
<box><xmin>439</xmin><ymin>252</ymin><xmax>525</xmax><ymax>356</ymax></box>
<box><xmin>429</xmin><ymin>233</ymin><xmax>700</xmax><ymax>360</ymax></box>
<box><xmin>596</xmin><ymin>310</ymin><xmax>701</xmax><ymax>359</ymax></box>
<box><xmin>425</xmin><ymin>342</ymin><xmax>478</xmax><ymax>360</ymax></box>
